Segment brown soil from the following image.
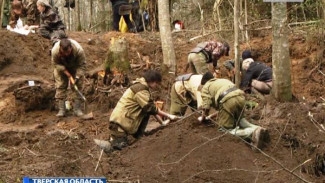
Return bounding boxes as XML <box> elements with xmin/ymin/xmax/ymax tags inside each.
<box><xmin>0</xmin><ymin>29</ymin><xmax>324</xmax><ymax>183</ymax></box>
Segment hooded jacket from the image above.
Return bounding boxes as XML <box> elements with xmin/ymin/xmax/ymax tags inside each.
<box><xmin>109</xmin><ymin>77</ymin><xmax>158</xmax><ymax>135</ymax></box>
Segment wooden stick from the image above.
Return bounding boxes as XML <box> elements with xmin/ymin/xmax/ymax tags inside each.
<box><xmin>95</xmin><ymin>149</ymin><xmax>103</xmax><ymax>172</ymax></box>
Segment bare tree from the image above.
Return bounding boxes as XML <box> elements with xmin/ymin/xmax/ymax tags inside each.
<box><xmin>0</xmin><ymin>0</ymin><xmax>5</xmax><ymax>27</ymax></box>
<box><xmin>234</xmin><ymin>0</ymin><xmax>240</xmax><ymax>86</ymax></box>
<box><xmin>158</xmin><ymin>0</ymin><xmax>176</xmax><ymax>74</ymax></box>
<box><xmin>272</xmin><ymin>2</ymin><xmax>292</xmax><ymax>101</ymax></box>
<box><xmin>213</xmin><ymin>0</ymin><xmax>222</xmax><ymax>30</ymax></box>
<box><xmin>76</xmin><ymin>0</ymin><xmax>81</xmax><ymax>31</ymax></box>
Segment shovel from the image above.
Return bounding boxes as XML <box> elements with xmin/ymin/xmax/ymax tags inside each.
<box><xmin>72</xmin><ymin>83</ymin><xmax>94</xmax><ymax>120</ymax></box>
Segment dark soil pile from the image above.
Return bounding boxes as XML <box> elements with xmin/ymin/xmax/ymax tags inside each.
<box><xmin>0</xmin><ymin>29</ymin><xmax>324</xmax><ymax>183</ymax></box>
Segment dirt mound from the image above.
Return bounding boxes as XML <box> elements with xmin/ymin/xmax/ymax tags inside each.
<box><xmin>0</xmin><ymin>30</ymin><xmax>324</xmax><ymax>183</ymax></box>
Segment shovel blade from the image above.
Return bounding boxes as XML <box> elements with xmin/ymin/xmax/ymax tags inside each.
<box><xmin>81</xmin><ymin>112</ymin><xmax>94</xmax><ymax>120</ymax></box>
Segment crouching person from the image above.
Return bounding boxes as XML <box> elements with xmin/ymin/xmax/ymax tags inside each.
<box><xmin>37</xmin><ymin>0</ymin><xmax>66</xmax><ymax>43</ymax></box>
<box><xmin>52</xmin><ymin>38</ymin><xmax>87</xmax><ymax>117</ymax></box>
<box><xmin>240</xmin><ymin>58</ymin><xmax>272</xmax><ymax>94</ymax></box>
<box><xmin>170</xmin><ymin>74</ymin><xmax>203</xmax><ymax>116</ymax></box>
<box><xmin>95</xmin><ymin>70</ymin><xmax>180</xmax><ymax>153</ymax></box>
<box><xmin>199</xmin><ymin>72</ymin><xmax>270</xmax><ymax>149</ymax></box>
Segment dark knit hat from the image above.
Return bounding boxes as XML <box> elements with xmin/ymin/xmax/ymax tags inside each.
<box><xmin>242</xmin><ymin>50</ymin><xmax>252</xmax><ymax>60</ymax></box>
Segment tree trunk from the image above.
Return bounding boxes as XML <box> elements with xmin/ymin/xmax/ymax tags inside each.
<box><xmin>105</xmin><ymin>37</ymin><xmax>130</xmax><ymax>73</ymax></box>
<box><xmin>76</xmin><ymin>0</ymin><xmax>81</xmax><ymax>31</ymax></box>
<box><xmin>158</xmin><ymin>0</ymin><xmax>176</xmax><ymax>74</ymax></box>
<box><xmin>198</xmin><ymin>2</ymin><xmax>205</xmax><ymax>34</ymax></box>
<box><xmin>0</xmin><ymin>0</ymin><xmax>5</xmax><ymax>27</ymax></box>
<box><xmin>272</xmin><ymin>2</ymin><xmax>292</xmax><ymax>101</ymax></box>
<box><xmin>244</xmin><ymin>0</ymin><xmax>249</xmax><ymax>42</ymax></box>
<box><xmin>89</xmin><ymin>0</ymin><xmax>93</xmax><ymax>29</ymax></box>
<box><xmin>148</xmin><ymin>0</ymin><xmax>158</xmax><ymax>31</ymax></box>
<box><xmin>234</xmin><ymin>0</ymin><xmax>241</xmax><ymax>87</ymax></box>
<box><xmin>213</xmin><ymin>0</ymin><xmax>222</xmax><ymax>30</ymax></box>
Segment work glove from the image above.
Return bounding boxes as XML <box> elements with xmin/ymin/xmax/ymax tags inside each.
<box><xmin>197</xmin><ymin>116</ymin><xmax>205</xmax><ymax>122</ymax></box>
<box><xmin>168</xmin><ymin>114</ymin><xmax>181</xmax><ymax>121</ymax></box>
<box><xmin>161</xmin><ymin>119</ymin><xmax>170</xmax><ymax>126</ymax></box>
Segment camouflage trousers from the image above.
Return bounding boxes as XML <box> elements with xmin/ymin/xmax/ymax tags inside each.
<box><xmin>187</xmin><ymin>52</ymin><xmax>209</xmax><ymax>74</ymax></box>
<box><xmin>54</xmin><ymin>69</ymin><xmax>83</xmax><ymax>100</ymax></box>
<box><xmin>39</xmin><ymin>28</ymin><xmax>66</xmax><ymax>43</ymax></box>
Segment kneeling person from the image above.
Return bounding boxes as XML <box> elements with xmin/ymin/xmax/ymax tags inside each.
<box><xmin>98</xmin><ymin>70</ymin><xmax>180</xmax><ymax>152</ymax></box>
<box><xmin>170</xmin><ymin>74</ymin><xmax>203</xmax><ymax>116</ymax></box>
<box><xmin>199</xmin><ymin>72</ymin><xmax>269</xmax><ymax>149</ymax></box>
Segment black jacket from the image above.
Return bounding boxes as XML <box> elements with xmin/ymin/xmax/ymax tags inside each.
<box><xmin>240</xmin><ymin>62</ymin><xmax>272</xmax><ymax>88</ymax></box>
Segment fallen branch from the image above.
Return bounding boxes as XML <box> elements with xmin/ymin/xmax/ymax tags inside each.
<box><xmin>189</xmin><ymin>29</ymin><xmax>232</xmax><ymax>41</ymax></box>
<box><xmin>95</xmin><ymin>149</ymin><xmax>103</xmax><ymax>172</ymax></box>
<box><xmin>290</xmin><ymin>158</ymin><xmax>312</xmax><ymax>173</ymax></box>
<box><xmin>318</xmin><ymin>69</ymin><xmax>325</xmax><ymax>77</ymax></box>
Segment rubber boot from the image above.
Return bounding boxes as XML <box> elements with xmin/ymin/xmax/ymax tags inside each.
<box><xmin>73</xmin><ymin>99</ymin><xmax>84</xmax><ymax>117</ymax></box>
<box><xmin>56</xmin><ymin>100</ymin><xmax>66</xmax><ymax>117</ymax></box>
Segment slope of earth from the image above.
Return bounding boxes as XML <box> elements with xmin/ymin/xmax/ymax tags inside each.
<box><xmin>0</xmin><ymin>29</ymin><xmax>324</xmax><ymax>183</ymax></box>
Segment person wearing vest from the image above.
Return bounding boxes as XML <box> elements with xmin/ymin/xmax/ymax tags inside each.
<box><xmin>185</xmin><ymin>41</ymin><xmax>230</xmax><ymax>75</ymax></box>
<box><xmin>241</xmin><ymin>58</ymin><xmax>272</xmax><ymax>94</ymax></box>
<box><xmin>199</xmin><ymin>72</ymin><xmax>270</xmax><ymax>149</ymax></box>
<box><xmin>52</xmin><ymin>38</ymin><xmax>87</xmax><ymax>117</ymax></box>
<box><xmin>170</xmin><ymin>74</ymin><xmax>203</xmax><ymax>116</ymax></box>
<box><xmin>95</xmin><ymin>70</ymin><xmax>180</xmax><ymax>153</ymax></box>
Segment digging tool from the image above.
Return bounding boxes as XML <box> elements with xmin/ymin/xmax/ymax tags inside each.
<box><xmin>65</xmin><ymin>70</ymin><xmax>94</xmax><ymax>120</ymax></box>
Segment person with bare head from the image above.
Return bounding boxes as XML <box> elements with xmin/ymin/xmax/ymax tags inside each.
<box><xmin>240</xmin><ymin>58</ymin><xmax>272</xmax><ymax>94</ymax></box>
<box><xmin>9</xmin><ymin>0</ymin><xmax>40</xmax><ymax>29</ymax></box>
<box><xmin>37</xmin><ymin>0</ymin><xmax>66</xmax><ymax>43</ymax></box>
<box><xmin>51</xmin><ymin>38</ymin><xmax>87</xmax><ymax>117</ymax></box>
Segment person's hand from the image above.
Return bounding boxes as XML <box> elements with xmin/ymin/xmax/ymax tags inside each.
<box><xmin>168</xmin><ymin>114</ymin><xmax>180</xmax><ymax>121</ymax></box>
<box><xmin>197</xmin><ymin>116</ymin><xmax>205</xmax><ymax>122</ymax></box>
<box><xmin>161</xmin><ymin>119</ymin><xmax>170</xmax><ymax>126</ymax></box>
<box><xmin>23</xmin><ymin>25</ymin><xmax>29</xmax><ymax>30</ymax></box>
<box><xmin>69</xmin><ymin>76</ymin><xmax>76</xmax><ymax>85</ymax></box>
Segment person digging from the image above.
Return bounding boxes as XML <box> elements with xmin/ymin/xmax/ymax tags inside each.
<box><xmin>199</xmin><ymin>71</ymin><xmax>270</xmax><ymax>150</ymax></box>
<box><xmin>52</xmin><ymin>38</ymin><xmax>87</xmax><ymax>117</ymax></box>
<box><xmin>95</xmin><ymin>70</ymin><xmax>181</xmax><ymax>153</ymax></box>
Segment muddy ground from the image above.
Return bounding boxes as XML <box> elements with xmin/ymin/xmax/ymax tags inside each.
<box><xmin>0</xmin><ymin>28</ymin><xmax>324</xmax><ymax>183</ymax></box>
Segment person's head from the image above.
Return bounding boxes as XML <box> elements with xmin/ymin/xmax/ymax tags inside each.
<box><xmin>223</xmin><ymin>42</ymin><xmax>230</xmax><ymax>56</ymax></box>
<box><xmin>59</xmin><ymin>39</ymin><xmax>73</xmax><ymax>58</ymax></box>
<box><xmin>12</xmin><ymin>1</ymin><xmax>23</xmax><ymax>15</ymax></box>
<box><xmin>201</xmin><ymin>72</ymin><xmax>214</xmax><ymax>85</ymax></box>
<box><xmin>143</xmin><ymin>70</ymin><xmax>162</xmax><ymax>89</ymax></box>
<box><xmin>242</xmin><ymin>58</ymin><xmax>254</xmax><ymax>71</ymax></box>
<box><xmin>242</xmin><ymin>50</ymin><xmax>252</xmax><ymax>60</ymax></box>
<box><xmin>37</xmin><ymin>0</ymin><xmax>51</xmax><ymax>13</ymax></box>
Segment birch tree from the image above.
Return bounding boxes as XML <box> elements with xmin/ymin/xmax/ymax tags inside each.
<box><xmin>272</xmin><ymin>2</ymin><xmax>292</xmax><ymax>101</ymax></box>
<box><xmin>234</xmin><ymin>0</ymin><xmax>240</xmax><ymax>87</ymax></box>
<box><xmin>158</xmin><ymin>0</ymin><xmax>176</xmax><ymax>74</ymax></box>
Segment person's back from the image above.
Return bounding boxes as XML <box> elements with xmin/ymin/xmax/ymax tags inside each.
<box><xmin>240</xmin><ymin>61</ymin><xmax>272</xmax><ymax>89</ymax></box>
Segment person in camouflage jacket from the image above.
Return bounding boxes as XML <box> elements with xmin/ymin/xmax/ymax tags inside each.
<box><xmin>9</xmin><ymin>0</ymin><xmax>39</xmax><ymax>28</ymax></box>
<box><xmin>37</xmin><ymin>0</ymin><xmax>66</xmax><ymax>42</ymax></box>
